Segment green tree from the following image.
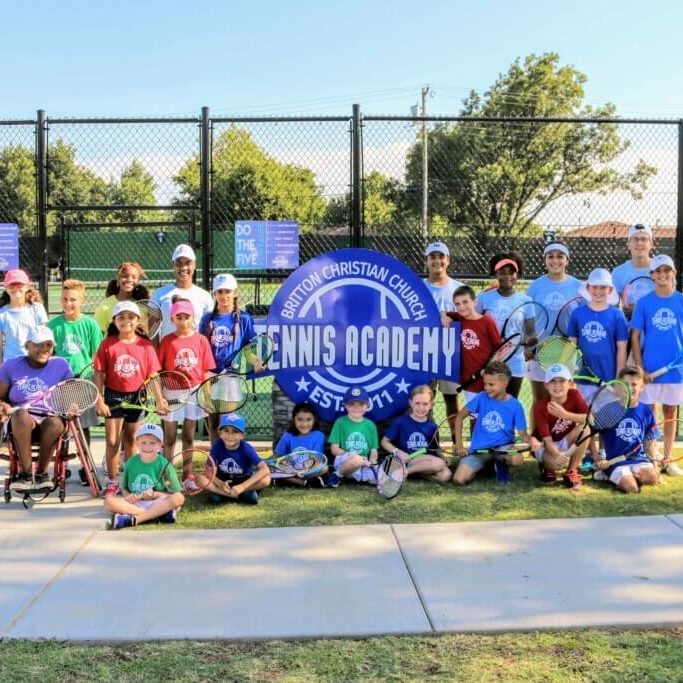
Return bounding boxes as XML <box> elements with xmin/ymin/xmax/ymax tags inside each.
<box><xmin>0</xmin><ymin>145</ymin><xmax>35</xmax><ymax>235</ymax></box>
<box><xmin>174</xmin><ymin>127</ymin><xmax>326</xmax><ymax>232</ymax></box>
<box><xmin>405</xmin><ymin>53</ymin><xmax>657</xmax><ymax>237</ymax></box>
<box><xmin>108</xmin><ymin>160</ymin><xmax>157</xmax><ymax>222</ymax></box>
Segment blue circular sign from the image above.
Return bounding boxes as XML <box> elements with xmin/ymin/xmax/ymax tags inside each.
<box><xmin>265</xmin><ymin>248</ymin><xmax>448</xmax><ymax>423</ymax></box>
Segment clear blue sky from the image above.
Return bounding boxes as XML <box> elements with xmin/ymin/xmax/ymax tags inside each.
<box><xmin>3</xmin><ymin>0</ymin><xmax>682</xmax><ymax>119</ymax></box>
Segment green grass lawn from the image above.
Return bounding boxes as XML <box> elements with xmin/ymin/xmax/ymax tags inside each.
<box><xmin>161</xmin><ymin>460</ymin><xmax>683</xmax><ymax>531</ymax></box>
<box><xmin>2</xmin><ymin>629</ymin><xmax>681</xmax><ymax>682</ymax></box>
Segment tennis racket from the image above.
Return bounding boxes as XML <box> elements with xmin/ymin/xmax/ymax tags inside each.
<box><xmin>621</xmin><ymin>276</ymin><xmax>655</xmax><ymax>310</ymax></box>
<box><xmin>374</xmin><ymin>453</ymin><xmax>407</xmax><ymax>500</ymax></box>
<box><xmin>10</xmin><ymin>378</ymin><xmax>100</xmax><ymax>417</ymax></box>
<box><xmin>470</xmin><ymin>442</ymin><xmax>531</xmax><ymax>457</ymax></box>
<box><xmin>456</xmin><ymin>332</ymin><xmax>523</xmax><ymax>393</ymax></box>
<box><xmin>193</xmin><ymin>373</ymin><xmax>250</xmax><ymax>413</ymax></box>
<box><xmin>118</xmin><ymin>371</ymin><xmax>192</xmax><ymax>414</ymax></box>
<box><xmin>75</xmin><ymin>361</ymin><xmax>95</xmax><ymax>381</ymax></box>
<box><xmin>648</xmin><ymin>350</ymin><xmax>683</xmax><ymax>380</ymax></box>
<box><xmin>554</xmin><ymin>296</ymin><xmax>587</xmax><ymax>338</ymax></box>
<box><xmin>605</xmin><ymin>418</ymin><xmax>683</xmax><ymax>467</ymax></box>
<box><xmin>535</xmin><ymin>336</ymin><xmax>582</xmax><ymax>373</ymax></box>
<box><xmin>160</xmin><ymin>448</ymin><xmax>217</xmax><ymax>495</ymax></box>
<box><xmin>501</xmin><ymin>301</ymin><xmax>550</xmax><ymax>352</ymax></box>
<box><xmin>564</xmin><ymin>380</ymin><xmax>631</xmax><ymax>457</ymax></box>
<box><xmin>136</xmin><ymin>299</ymin><xmax>163</xmax><ymax>339</ymax></box>
<box><xmin>265</xmin><ymin>450</ymin><xmax>329</xmax><ymax>480</ymax></box>
<box><xmin>225</xmin><ymin>333</ymin><xmax>275</xmax><ymax>374</ymax></box>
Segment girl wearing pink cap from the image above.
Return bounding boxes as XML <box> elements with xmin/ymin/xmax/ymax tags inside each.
<box><xmin>0</xmin><ymin>269</ymin><xmax>48</xmax><ymax>363</ymax></box>
<box><xmin>157</xmin><ymin>299</ymin><xmax>214</xmax><ymax>485</ymax></box>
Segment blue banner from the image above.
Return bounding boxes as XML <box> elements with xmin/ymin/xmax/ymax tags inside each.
<box><xmin>0</xmin><ymin>223</ymin><xmax>19</xmax><ymax>271</ymax></box>
<box><xmin>262</xmin><ymin>248</ymin><xmax>460</xmax><ymax>423</ymax></box>
<box><xmin>235</xmin><ymin>220</ymin><xmax>299</xmax><ymax>270</ymax></box>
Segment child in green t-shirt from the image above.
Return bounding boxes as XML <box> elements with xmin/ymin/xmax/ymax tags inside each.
<box><xmin>104</xmin><ymin>424</ymin><xmax>185</xmax><ymax>530</ymax></box>
<box><xmin>326</xmin><ymin>387</ymin><xmax>379</xmax><ymax>487</ymax></box>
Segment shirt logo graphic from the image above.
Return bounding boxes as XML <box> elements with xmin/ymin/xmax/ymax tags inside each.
<box><xmin>211</xmin><ymin>325</ymin><xmax>234</xmax><ymax>347</ymax></box>
<box><xmin>114</xmin><ymin>354</ymin><xmax>141</xmax><ymax>378</ymax></box>
<box><xmin>461</xmin><ymin>329</ymin><xmax>480</xmax><ymax>351</ymax></box>
<box><xmin>616</xmin><ymin>418</ymin><xmax>641</xmax><ymax>443</ymax></box>
<box><xmin>174</xmin><ymin>348</ymin><xmax>198</xmax><ymax>371</ymax></box>
<box><xmin>581</xmin><ymin>321</ymin><xmax>607</xmax><ymax>343</ymax></box>
<box><xmin>346</xmin><ymin>431</ymin><xmax>369</xmax><ymax>453</ymax></box>
<box><xmin>652</xmin><ymin>308</ymin><xmax>676</xmax><ymax>331</ymax></box>
<box><xmin>482</xmin><ymin>410</ymin><xmax>504</xmax><ymax>433</ymax></box>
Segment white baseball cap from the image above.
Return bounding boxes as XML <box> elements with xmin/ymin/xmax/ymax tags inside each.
<box><xmin>578</xmin><ymin>268</ymin><xmax>619</xmax><ymax>305</ymax></box>
<box><xmin>112</xmin><ymin>301</ymin><xmax>141</xmax><ymax>317</ymax></box>
<box><xmin>136</xmin><ymin>423</ymin><xmax>164</xmax><ymax>442</ymax></box>
<box><xmin>545</xmin><ymin>364</ymin><xmax>572</xmax><ymax>382</ymax></box>
<box><xmin>26</xmin><ymin>326</ymin><xmax>55</xmax><ymax>345</ymax></box>
<box><xmin>425</xmin><ymin>241</ymin><xmax>449</xmax><ymax>257</ymax></box>
<box><xmin>212</xmin><ymin>273</ymin><xmax>238</xmax><ymax>292</ymax></box>
<box><xmin>172</xmin><ymin>244</ymin><xmax>196</xmax><ymax>262</ymax></box>
<box><xmin>650</xmin><ymin>254</ymin><xmax>675</xmax><ymax>272</ymax></box>
<box><xmin>628</xmin><ymin>223</ymin><xmax>653</xmax><ymax>239</ymax></box>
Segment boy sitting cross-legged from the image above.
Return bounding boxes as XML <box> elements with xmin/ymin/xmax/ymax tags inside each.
<box><xmin>452</xmin><ymin>361</ymin><xmax>530</xmax><ymax>485</ymax></box>
<box><xmin>530</xmin><ymin>364</ymin><xmax>589</xmax><ymax>491</ymax></box>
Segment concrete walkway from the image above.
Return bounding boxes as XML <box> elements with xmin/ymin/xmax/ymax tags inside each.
<box><xmin>1</xmin><ymin>441</ymin><xmax>682</xmax><ymax>641</ymax></box>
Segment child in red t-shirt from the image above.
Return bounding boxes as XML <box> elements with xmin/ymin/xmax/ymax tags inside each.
<box><xmin>445</xmin><ymin>285</ymin><xmax>501</xmax><ymax>402</ymax></box>
<box><xmin>531</xmin><ymin>363</ymin><xmax>589</xmax><ymax>490</ymax></box>
<box><xmin>94</xmin><ymin>301</ymin><xmax>161</xmax><ymax>497</ymax></box>
<box><xmin>157</xmin><ymin>299</ymin><xmax>214</xmax><ymax>480</ymax></box>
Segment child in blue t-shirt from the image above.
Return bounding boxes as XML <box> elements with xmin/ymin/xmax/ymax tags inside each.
<box><xmin>273</xmin><ymin>402</ymin><xmax>327</xmax><ymax>486</ymax></box>
<box><xmin>594</xmin><ymin>366</ymin><xmax>659</xmax><ymax>493</ymax></box>
<box><xmin>380</xmin><ymin>384</ymin><xmax>451</xmax><ymax>483</ymax></box>
<box><xmin>206</xmin><ymin>413</ymin><xmax>271</xmax><ymax>504</ymax></box>
<box><xmin>630</xmin><ymin>254</ymin><xmax>683</xmax><ymax>477</ymax></box>
<box><xmin>453</xmin><ymin>360</ymin><xmax>529</xmax><ymax>485</ymax></box>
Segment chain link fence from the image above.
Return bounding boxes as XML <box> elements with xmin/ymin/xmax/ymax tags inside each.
<box><xmin>1</xmin><ymin>110</ymin><xmax>681</xmax><ymax>441</ymax></box>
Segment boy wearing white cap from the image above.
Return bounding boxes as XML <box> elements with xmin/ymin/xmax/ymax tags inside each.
<box><xmin>611</xmin><ymin>223</ymin><xmax>653</xmax><ymax>317</ymax></box>
<box><xmin>151</xmin><ymin>244</ymin><xmax>213</xmax><ymax>338</ymax></box>
<box><xmin>423</xmin><ymin>242</ymin><xmax>464</xmax><ymax>430</ymax></box>
<box><xmin>630</xmin><ymin>254</ymin><xmax>683</xmax><ymax>476</ymax></box>
<box><xmin>530</xmin><ymin>364</ymin><xmax>589</xmax><ymax>489</ymax></box>
<box><xmin>104</xmin><ymin>423</ymin><xmax>184</xmax><ymax>529</ymax></box>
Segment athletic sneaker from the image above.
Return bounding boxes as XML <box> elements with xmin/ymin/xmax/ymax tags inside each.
<box><xmin>593</xmin><ymin>469</ymin><xmax>609</xmax><ymax>482</ymax></box>
<box><xmin>665</xmin><ymin>461</ymin><xmax>683</xmax><ymax>477</ymax></box>
<box><xmin>494</xmin><ymin>461</ymin><xmax>511</xmax><ymax>484</ymax></box>
<box><xmin>563</xmin><ymin>469</ymin><xmax>582</xmax><ymax>491</ymax></box>
<box><xmin>13</xmin><ymin>472</ymin><xmax>34</xmax><ymax>492</ymax></box>
<box><xmin>538</xmin><ymin>463</ymin><xmax>557</xmax><ymax>484</ymax></box>
<box><xmin>107</xmin><ymin>513</ymin><xmax>137</xmax><ymax>530</ymax></box>
<box><xmin>182</xmin><ymin>476</ymin><xmax>199</xmax><ymax>492</ymax></box>
<box><xmin>34</xmin><ymin>472</ymin><xmax>53</xmax><ymax>491</ymax></box>
<box><xmin>158</xmin><ymin>509</ymin><xmax>177</xmax><ymax>524</ymax></box>
<box><xmin>323</xmin><ymin>472</ymin><xmax>342</xmax><ymax>488</ymax></box>
<box><xmin>103</xmin><ymin>479</ymin><xmax>120</xmax><ymax>497</ymax></box>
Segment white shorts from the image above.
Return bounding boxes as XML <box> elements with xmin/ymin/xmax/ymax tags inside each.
<box><xmin>576</xmin><ymin>383</ymin><xmax>599</xmax><ymax>405</ymax></box>
<box><xmin>333</xmin><ymin>453</ymin><xmax>378</xmax><ymax>483</ymax></box>
<box><xmin>639</xmin><ymin>383</ymin><xmax>683</xmax><ymax>406</ymax></box>
<box><xmin>610</xmin><ymin>461</ymin><xmax>656</xmax><ymax>485</ymax></box>
<box><xmin>526</xmin><ymin>360</ymin><xmax>545</xmax><ymax>382</ymax></box>
<box><xmin>534</xmin><ymin>436</ymin><xmax>570</xmax><ymax>462</ymax></box>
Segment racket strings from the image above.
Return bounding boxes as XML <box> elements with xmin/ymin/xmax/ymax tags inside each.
<box><xmin>195</xmin><ymin>375</ymin><xmax>247</xmax><ymax>413</ymax></box>
<box><xmin>47</xmin><ymin>380</ymin><xmax>98</xmax><ymax>414</ymax></box>
<box><xmin>378</xmin><ymin>456</ymin><xmax>405</xmax><ymax>497</ymax></box>
<box><xmin>590</xmin><ymin>385</ymin><xmax>629</xmax><ymax>429</ymax></box>
<box><xmin>230</xmin><ymin>334</ymin><xmax>274</xmax><ymax>373</ymax></box>
<box><xmin>535</xmin><ymin>337</ymin><xmax>581</xmax><ymax>372</ymax></box>
<box><xmin>492</xmin><ymin>334</ymin><xmax>522</xmax><ymax>363</ymax></box>
<box><xmin>555</xmin><ymin>298</ymin><xmax>585</xmax><ymax>337</ymax></box>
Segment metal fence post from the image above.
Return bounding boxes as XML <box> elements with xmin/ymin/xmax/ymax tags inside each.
<box><xmin>200</xmin><ymin>106</ymin><xmax>212</xmax><ymax>289</ymax></box>
<box><xmin>35</xmin><ymin>109</ymin><xmax>48</xmax><ymax>301</ymax></box>
<box><xmin>351</xmin><ymin>104</ymin><xmax>363</xmax><ymax>248</ymax></box>
<box><xmin>677</xmin><ymin>120</ymin><xmax>683</xmax><ymax>291</ymax></box>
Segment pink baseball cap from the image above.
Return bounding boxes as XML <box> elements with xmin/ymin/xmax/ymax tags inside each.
<box><xmin>170</xmin><ymin>300</ymin><xmax>194</xmax><ymax>318</ymax></box>
<box><xmin>3</xmin><ymin>269</ymin><xmax>30</xmax><ymax>286</ymax></box>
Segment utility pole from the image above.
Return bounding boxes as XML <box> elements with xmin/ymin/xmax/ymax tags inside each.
<box><xmin>420</xmin><ymin>85</ymin><xmax>431</xmax><ymax>237</ymax></box>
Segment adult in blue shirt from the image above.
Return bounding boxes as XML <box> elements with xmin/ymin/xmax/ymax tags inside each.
<box><xmin>611</xmin><ymin>223</ymin><xmax>653</xmax><ymax>319</ymax></box>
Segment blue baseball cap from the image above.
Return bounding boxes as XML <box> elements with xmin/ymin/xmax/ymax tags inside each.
<box><xmin>343</xmin><ymin>386</ymin><xmax>370</xmax><ymax>405</ymax></box>
<box><xmin>218</xmin><ymin>413</ymin><xmax>247</xmax><ymax>433</ymax></box>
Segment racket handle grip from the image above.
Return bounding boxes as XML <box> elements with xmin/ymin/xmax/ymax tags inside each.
<box><xmin>649</xmin><ymin>367</ymin><xmax>667</xmax><ymax>380</ymax></box>
<box><xmin>604</xmin><ymin>455</ymin><xmax>626</xmax><ymax>467</ymax></box>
